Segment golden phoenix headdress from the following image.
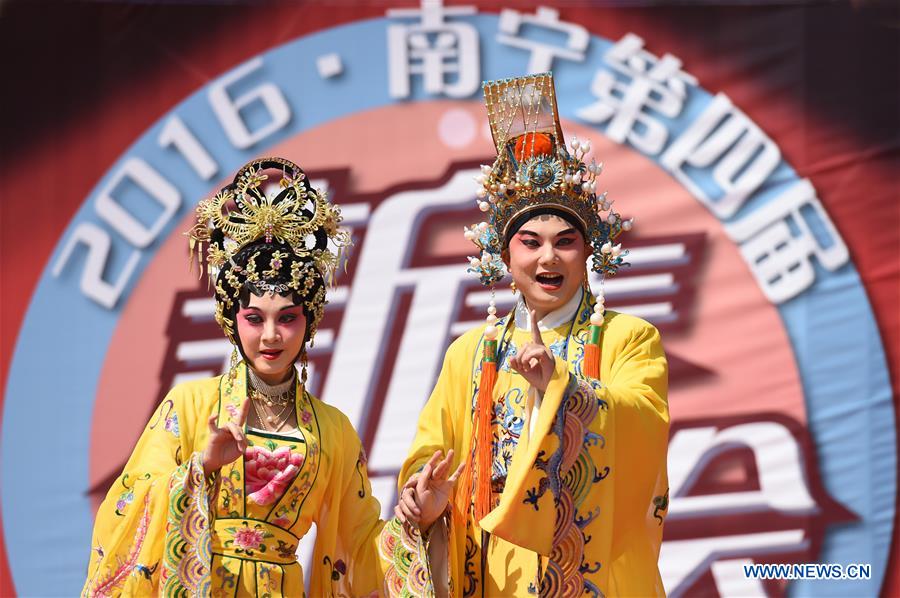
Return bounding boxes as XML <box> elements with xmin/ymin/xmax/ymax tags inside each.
<box><xmin>188</xmin><ymin>157</ymin><xmax>351</xmax><ymax>345</ymax></box>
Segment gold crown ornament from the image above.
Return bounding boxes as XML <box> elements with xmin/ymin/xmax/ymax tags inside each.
<box><xmin>187</xmin><ymin>157</ymin><xmax>351</xmax><ymax>347</ymax></box>
<box><xmin>466</xmin><ymin>72</ymin><xmax>632</xmax><ymax>289</ymax></box>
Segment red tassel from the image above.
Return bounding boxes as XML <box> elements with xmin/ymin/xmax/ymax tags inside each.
<box><xmin>584</xmin><ymin>323</ymin><xmax>602</xmax><ymax>379</ymax></box>
<box><xmin>453</xmin><ymin>461</ymin><xmax>471</xmax><ymax>528</ymax></box>
<box><xmin>454</xmin><ymin>339</ymin><xmax>498</xmax><ymax>526</ymax></box>
<box><xmin>584</xmin><ymin>343</ymin><xmax>600</xmax><ymax>379</ymax></box>
<box><xmin>473</xmin><ymin>358</ymin><xmax>496</xmax><ymax>521</ymax></box>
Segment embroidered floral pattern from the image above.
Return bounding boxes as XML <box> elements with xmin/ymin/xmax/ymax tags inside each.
<box><xmin>114</xmin><ymin>473</ymin><xmax>151</xmax><ymax>516</ymax></box>
<box><xmin>224</xmin><ymin>402</ymin><xmax>239</xmax><ymax>420</ymax></box>
<box><xmin>115</xmin><ymin>490</ymin><xmax>134</xmax><ymax>515</ymax></box>
<box><xmin>234</xmin><ymin>527</ymin><xmax>265</xmax><ymax>550</ymax></box>
<box><xmin>219</xmin><ymin>467</ymin><xmax>243</xmax><ymax>518</ymax></box>
<box><xmin>225</xmin><ymin>521</ymin><xmax>274</xmax><ymax>556</ymax></box>
<box><xmin>244</xmin><ymin>443</ymin><xmax>303</xmax><ymax>506</ymax></box>
<box><xmin>164</xmin><ymin>412</ymin><xmax>180</xmax><ymax>438</ymax></box>
<box><xmin>86</xmin><ymin>488</ymin><xmax>154</xmax><ymax>597</ymax></box>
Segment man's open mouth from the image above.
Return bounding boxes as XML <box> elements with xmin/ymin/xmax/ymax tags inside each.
<box><xmin>536</xmin><ymin>273</ymin><xmax>564</xmax><ymax>289</ymax></box>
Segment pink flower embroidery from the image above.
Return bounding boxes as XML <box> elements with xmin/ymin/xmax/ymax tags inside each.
<box><xmin>233</xmin><ymin>527</ymin><xmax>265</xmax><ymax>550</ymax></box>
<box><xmin>301</xmin><ymin>410</ymin><xmax>312</xmax><ymax>425</ymax></box>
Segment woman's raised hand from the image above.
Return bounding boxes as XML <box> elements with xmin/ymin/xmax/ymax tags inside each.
<box><xmin>202</xmin><ymin>399</ymin><xmax>251</xmax><ymax>477</ymax></box>
<box><xmin>395</xmin><ymin>449</ymin><xmax>464</xmax><ymax>531</ymax></box>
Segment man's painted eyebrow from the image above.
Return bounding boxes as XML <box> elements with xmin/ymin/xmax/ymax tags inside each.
<box><xmin>515</xmin><ymin>228</ymin><xmax>577</xmax><ymax>237</ymax></box>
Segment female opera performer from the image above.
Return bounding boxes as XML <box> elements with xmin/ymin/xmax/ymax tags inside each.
<box><xmin>394</xmin><ymin>75</ymin><xmax>671</xmax><ymax>597</ymax></box>
<box><xmin>83</xmin><ymin>157</ymin><xmax>459</xmax><ymax>597</ymax></box>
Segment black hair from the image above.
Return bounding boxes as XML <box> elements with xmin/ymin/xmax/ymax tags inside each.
<box><xmin>504</xmin><ymin>207</ymin><xmax>587</xmax><ymax>247</ymax></box>
<box><xmin>221</xmin><ymin>240</ymin><xmax>324</xmax><ymax>362</ymax></box>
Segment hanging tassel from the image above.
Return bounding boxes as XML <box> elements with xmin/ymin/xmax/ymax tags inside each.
<box><xmin>473</xmin><ymin>338</ymin><xmax>497</xmax><ymax>521</ymax></box>
<box><xmin>454</xmin><ymin>462</ymin><xmax>473</xmax><ymax>529</ymax></box>
<box><xmin>300</xmin><ymin>349</ymin><xmax>309</xmax><ymax>386</ymax></box>
<box><xmin>454</xmin><ymin>293</ymin><xmax>500</xmax><ymax>527</ymax></box>
<box><xmin>584</xmin><ymin>322</ymin><xmax>601</xmax><ymax>379</ymax></box>
<box><xmin>585</xmin><ymin>290</ymin><xmax>605</xmax><ymax>380</ymax></box>
<box><xmin>454</xmin><ymin>335</ymin><xmax>499</xmax><ymax>526</ymax></box>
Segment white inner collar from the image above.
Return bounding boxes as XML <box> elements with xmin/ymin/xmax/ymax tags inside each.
<box><xmin>514</xmin><ymin>287</ymin><xmax>583</xmax><ymax>332</ymax></box>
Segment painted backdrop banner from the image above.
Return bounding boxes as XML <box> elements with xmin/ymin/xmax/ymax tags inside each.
<box><xmin>1</xmin><ymin>1</ymin><xmax>898</xmax><ymax>596</ymax></box>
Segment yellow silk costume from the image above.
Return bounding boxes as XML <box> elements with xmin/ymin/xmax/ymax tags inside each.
<box><xmin>83</xmin><ymin>362</ymin><xmax>420</xmax><ymax>597</ymax></box>
<box><xmin>400</xmin><ymin>291</ymin><xmax>669</xmax><ymax>597</ymax></box>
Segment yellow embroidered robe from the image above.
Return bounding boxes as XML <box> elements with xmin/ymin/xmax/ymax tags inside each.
<box><xmin>401</xmin><ymin>294</ymin><xmax>670</xmax><ymax>597</ymax></box>
<box><xmin>83</xmin><ymin>362</ymin><xmax>414</xmax><ymax>597</ymax></box>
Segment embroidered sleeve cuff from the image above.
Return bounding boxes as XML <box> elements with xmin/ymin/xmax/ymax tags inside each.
<box><xmin>161</xmin><ymin>452</ymin><xmax>213</xmax><ymax>595</ymax></box>
<box><xmin>379</xmin><ymin>515</ymin><xmax>442</xmax><ymax>597</ymax></box>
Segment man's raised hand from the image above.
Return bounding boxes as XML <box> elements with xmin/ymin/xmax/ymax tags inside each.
<box><xmin>509</xmin><ymin>308</ymin><xmax>555</xmax><ymax>392</ymax></box>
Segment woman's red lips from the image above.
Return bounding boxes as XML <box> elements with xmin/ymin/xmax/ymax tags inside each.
<box><xmin>260</xmin><ymin>349</ymin><xmax>283</xmax><ymax>361</ymax></box>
